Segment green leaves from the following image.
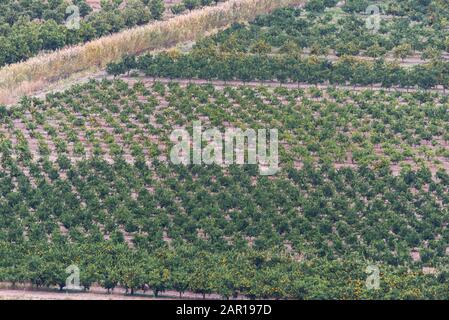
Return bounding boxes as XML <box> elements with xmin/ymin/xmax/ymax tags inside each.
<box><xmin>0</xmin><ymin>0</ymin><xmax>170</xmax><ymax>68</ymax></box>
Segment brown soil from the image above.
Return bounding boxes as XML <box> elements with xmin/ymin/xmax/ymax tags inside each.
<box><xmin>86</xmin><ymin>0</ymin><xmax>102</xmax><ymax>11</ymax></box>
<box><xmin>0</xmin><ymin>283</ymin><xmax>227</xmax><ymax>300</ymax></box>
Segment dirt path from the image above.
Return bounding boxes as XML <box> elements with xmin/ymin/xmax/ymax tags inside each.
<box><xmin>0</xmin><ymin>289</ymin><xmax>155</xmax><ymax>300</ymax></box>
<box><xmin>0</xmin><ymin>285</ymin><xmax>226</xmax><ymax>300</ymax></box>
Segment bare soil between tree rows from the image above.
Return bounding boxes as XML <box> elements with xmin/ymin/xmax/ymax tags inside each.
<box><xmin>0</xmin><ymin>283</ymin><xmax>228</xmax><ymax>300</ymax></box>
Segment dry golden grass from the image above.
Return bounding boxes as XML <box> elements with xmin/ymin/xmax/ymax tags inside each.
<box><xmin>0</xmin><ymin>0</ymin><xmax>305</xmax><ymax>105</ymax></box>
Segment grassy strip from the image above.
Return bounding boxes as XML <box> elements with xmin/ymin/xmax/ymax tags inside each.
<box><xmin>0</xmin><ymin>0</ymin><xmax>305</xmax><ymax>104</ymax></box>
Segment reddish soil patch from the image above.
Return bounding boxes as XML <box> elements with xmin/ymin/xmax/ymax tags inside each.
<box><xmin>0</xmin><ymin>283</ymin><xmax>228</xmax><ymax>300</ymax></box>
<box><xmin>86</xmin><ymin>0</ymin><xmax>101</xmax><ymax>11</ymax></box>
<box><xmin>0</xmin><ymin>289</ymin><xmax>153</xmax><ymax>300</ymax></box>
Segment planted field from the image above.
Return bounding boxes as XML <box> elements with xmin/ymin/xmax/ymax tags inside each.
<box><xmin>109</xmin><ymin>5</ymin><xmax>449</xmax><ymax>90</ymax></box>
<box><xmin>2</xmin><ymin>0</ymin><xmax>449</xmax><ymax>302</ymax></box>
<box><xmin>0</xmin><ymin>0</ymin><xmax>304</xmax><ymax>104</ymax></box>
<box><xmin>1</xmin><ymin>78</ymin><xmax>449</xmax><ymax>298</ymax></box>
<box><xmin>197</xmin><ymin>3</ymin><xmax>449</xmax><ymax>59</ymax></box>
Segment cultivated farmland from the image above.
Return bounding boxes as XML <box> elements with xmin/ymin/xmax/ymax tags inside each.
<box><xmin>1</xmin><ymin>0</ymin><xmax>449</xmax><ymax>301</ymax></box>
